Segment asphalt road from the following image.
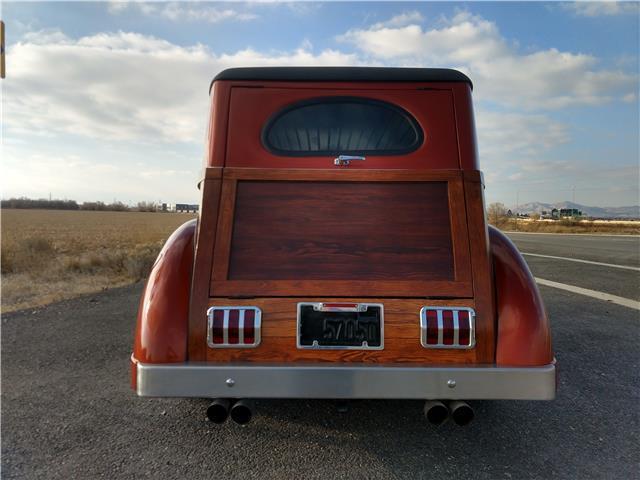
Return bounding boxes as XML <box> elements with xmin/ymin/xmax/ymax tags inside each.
<box><xmin>507</xmin><ymin>232</ymin><xmax>640</xmax><ymax>301</ymax></box>
<box><xmin>2</xmin><ymin>233</ymin><xmax>639</xmax><ymax>479</ymax></box>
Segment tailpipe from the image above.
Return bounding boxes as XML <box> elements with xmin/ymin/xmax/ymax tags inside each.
<box><xmin>229</xmin><ymin>399</ymin><xmax>253</xmax><ymax>425</ymax></box>
<box><xmin>423</xmin><ymin>400</ymin><xmax>449</xmax><ymax>426</ymax></box>
<box><xmin>206</xmin><ymin>399</ymin><xmax>231</xmax><ymax>424</ymax></box>
<box><xmin>449</xmin><ymin>401</ymin><xmax>474</xmax><ymax>426</ymax></box>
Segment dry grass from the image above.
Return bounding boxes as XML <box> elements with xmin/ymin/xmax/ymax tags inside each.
<box><xmin>494</xmin><ymin>218</ymin><xmax>640</xmax><ymax>235</ymax></box>
<box><xmin>1</xmin><ymin>209</ymin><xmax>196</xmax><ymax>313</ymax></box>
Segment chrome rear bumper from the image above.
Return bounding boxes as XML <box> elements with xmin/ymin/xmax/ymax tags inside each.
<box><xmin>135</xmin><ymin>360</ymin><xmax>556</xmax><ymax>400</ymax></box>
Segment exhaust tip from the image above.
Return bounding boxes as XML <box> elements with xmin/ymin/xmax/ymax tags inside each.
<box><xmin>424</xmin><ymin>400</ymin><xmax>449</xmax><ymax>426</ymax></box>
<box><xmin>449</xmin><ymin>401</ymin><xmax>474</xmax><ymax>426</ymax></box>
<box><xmin>206</xmin><ymin>399</ymin><xmax>230</xmax><ymax>424</ymax></box>
<box><xmin>230</xmin><ymin>400</ymin><xmax>252</xmax><ymax>425</ymax></box>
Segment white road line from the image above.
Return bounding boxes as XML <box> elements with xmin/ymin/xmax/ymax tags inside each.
<box><xmin>523</xmin><ymin>252</ymin><xmax>640</xmax><ymax>271</ymax></box>
<box><xmin>505</xmin><ymin>231</ymin><xmax>640</xmax><ymax>237</ymax></box>
<box><xmin>535</xmin><ymin>277</ymin><xmax>640</xmax><ymax>311</ymax></box>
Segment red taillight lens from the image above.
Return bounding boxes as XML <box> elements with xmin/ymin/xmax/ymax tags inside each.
<box><xmin>458</xmin><ymin>310</ymin><xmax>470</xmax><ymax>346</ymax></box>
<box><xmin>207</xmin><ymin>307</ymin><xmax>262</xmax><ymax>348</ymax></box>
<box><xmin>212</xmin><ymin>310</ymin><xmax>224</xmax><ymax>344</ymax></box>
<box><xmin>244</xmin><ymin>309</ymin><xmax>255</xmax><ymax>343</ymax></box>
<box><xmin>426</xmin><ymin>309</ymin><xmax>438</xmax><ymax>345</ymax></box>
<box><xmin>420</xmin><ymin>307</ymin><xmax>475</xmax><ymax>349</ymax></box>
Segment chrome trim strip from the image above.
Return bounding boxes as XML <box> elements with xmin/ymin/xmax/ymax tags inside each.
<box><xmin>453</xmin><ymin>311</ymin><xmax>460</xmax><ymax>346</ymax></box>
<box><xmin>297</xmin><ymin>302</ymin><xmax>384</xmax><ymax>350</ymax></box>
<box><xmin>419</xmin><ymin>307</ymin><xmax>476</xmax><ymax>350</ymax></box>
<box><xmin>222</xmin><ymin>310</ymin><xmax>229</xmax><ymax>345</ymax></box>
<box><xmin>206</xmin><ymin>307</ymin><xmax>262</xmax><ymax>349</ymax></box>
<box><xmin>316</xmin><ymin>303</ymin><xmax>367</xmax><ymax>313</ymax></box>
<box><xmin>136</xmin><ymin>361</ymin><xmax>557</xmax><ymax>400</ymax></box>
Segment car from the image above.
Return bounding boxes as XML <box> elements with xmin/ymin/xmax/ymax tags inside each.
<box><xmin>131</xmin><ymin>67</ymin><xmax>556</xmax><ymax>426</ymax></box>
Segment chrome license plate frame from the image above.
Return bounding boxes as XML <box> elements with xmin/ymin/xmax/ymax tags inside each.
<box><xmin>296</xmin><ymin>302</ymin><xmax>384</xmax><ymax>350</ymax></box>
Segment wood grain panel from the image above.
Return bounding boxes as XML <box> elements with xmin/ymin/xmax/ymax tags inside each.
<box><xmin>209</xmin><ymin>169</ymin><xmax>473</xmax><ymax>298</ymax></box>
<box><xmin>187</xmin><ymin>171</ymin><xmax>222</xmax><ymax>361</ymax></box>
<box><xmin>229</xmin><ymin>181</ymin><xmax>453</xmax><ymax>281</ymax></box>
<box><xmin>462</xmin><ymin>172</ymin><xmax>496</xmax><ymax>362</ymax></box>
<box><xmin>204</xmin><ymin>297</ymin><xmax>480</xmax><ymax>364</ymax></box>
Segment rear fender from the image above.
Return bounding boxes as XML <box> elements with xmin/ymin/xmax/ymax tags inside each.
<box><xmin>133</xmin><ymin>219</ymin><xmax>196</xmax><ymax>368</ymax></box>
<box><xmin>489</xmin><ymin>226</ymin><xmax>553</xmax><ymax>366</ymax></box>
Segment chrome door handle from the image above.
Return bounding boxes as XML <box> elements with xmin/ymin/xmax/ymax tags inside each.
<box><xmin>334</xmin><ymin>155</ymin><xmax>366</xmax><ymax>166</ymax></box>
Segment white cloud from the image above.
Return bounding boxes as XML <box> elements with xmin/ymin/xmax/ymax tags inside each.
<box><xmin>338</xmin><ymin>11</ymin><xmax>637</xmax><ymax>110</ymax></box>
<box><xmin>4</xmin><ymin>30</ymin><xmax>357</xmax><ymax>145</ymax></box>
<box><xmin>2</xmin><ymin>146</ymin><xmax>200</xmax><ymax>203</ymax></box>
<box><xmin>564</xmin><ymin>1</ymin><xmax>640</xmax><ymax>17</ymax></box>
<box><xmin>108</xmin><ymin>2</ymin><xmax>258</xmax><ymax>23</ymax></box>
<box><xmin>477</xmin><ymin>110</ymin><xmax>570</xmax><ymax>159</ymax></box>
<box><xmin>371</xmin><ymin>11</ymin><xmax>425</xmax><ymax>29</ymax></box>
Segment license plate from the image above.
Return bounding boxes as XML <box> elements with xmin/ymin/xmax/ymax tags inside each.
<box><xmin>297</xmin><ymin>303</ymin><xmax>384</xmax><ymax>350</ymax></box>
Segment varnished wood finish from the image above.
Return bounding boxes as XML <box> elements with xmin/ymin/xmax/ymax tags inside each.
<box><xmin>228</xmin><ymin>181</ymin><xmax>453</xmax><ymax>281</ymax></box>
<box><xmin>205</xmin><ymin>298</ymin><xmax>480</xmax><ymax>364</ymax></box>
<box><xmin>462</xmin><ymin>173</ymin><xmax>496</xmax><ymax>362</ymax></box>
<box><xmin>187</xmin><ymin>170</ymin><xmax>223</xmax><ymax>361</ymax></box>
<box><xmin>210</xmin><ymin>168</ymin><xmax>473</xmax><ymax>298</ymax></box>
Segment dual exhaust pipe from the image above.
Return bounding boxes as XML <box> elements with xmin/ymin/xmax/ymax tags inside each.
<box><xmin>424</xmin><ymin>400</ymin><xmax>474</xmax><ymax>426</ymax></box>
<box><xmin>207</xmin><ymin>399</ymin><xmax>252</xmax><ymax>425</ymax></box>
<box><xmin>208</xmin><ymin>398</ymin><xmax>473</xmax><ymax>426</ymax></box>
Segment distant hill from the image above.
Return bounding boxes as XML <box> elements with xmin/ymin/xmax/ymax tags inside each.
<box><xmin>511</xmin><ymin>201</ymin><xmax>640</xmax><ymax>219</ymax></box>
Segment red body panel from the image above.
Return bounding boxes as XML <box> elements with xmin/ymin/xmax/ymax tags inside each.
<box><xmin>206</xmin><ymin>81</ymin><xmax>478</xmax><ymax>171</ymax></box>
<box><xmin>133</xmin><ymin>219</ymin><xmax>196</xmax><ymax>365</ymax></box>
<box><xmin>490</xmin><ymin>226</ymin><xmax>553</xmax><ymax>366</ymax></box>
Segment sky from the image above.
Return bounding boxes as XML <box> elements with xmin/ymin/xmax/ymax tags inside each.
<box><xmin>1</xmin><ymin>1</ymin><xmax>639</xmax><ymax>207</ymax></box>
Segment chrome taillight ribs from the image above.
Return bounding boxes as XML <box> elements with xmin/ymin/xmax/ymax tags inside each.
<box><xmin>420</xmin><ymin>307</ymin><xmax>475</xmax><ymax>349</ymax></box>
<box><xmin>207</xmin><ymin>307</ymin><xmax>262</xmax><ymax>348</ymax></box>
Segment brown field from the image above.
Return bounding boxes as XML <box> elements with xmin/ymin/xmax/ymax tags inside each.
<box><xmin>2</xmin><ymin>209</ymin><xmax>637</xmax><ymax>313</ymax></box>
<box><xmin>1</xmin><ymin>209</ymin><xmax>196</xmax><ymax>313</ymax></box>
<box><xmin>492</xmin><ymin>217</ymin><xmax>640</xmax><ymax>235</ymax></box>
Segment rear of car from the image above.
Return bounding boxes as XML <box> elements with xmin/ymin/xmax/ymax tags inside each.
<box><xmin>131</xmin><ymin>67</ymin><xmax>556</xmax><ymax>425</ymax></box>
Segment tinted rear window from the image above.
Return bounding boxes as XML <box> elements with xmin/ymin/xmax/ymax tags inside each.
<box><xmin>262</xmin><ymin>97</ymin><xmax>424</xmax><ymax>156</ymax></box>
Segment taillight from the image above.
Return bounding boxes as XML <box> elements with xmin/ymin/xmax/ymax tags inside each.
<box><xmin>207</xmin><ymin>307</ymin><xmax>262</xmax><ymax>348</ymax></box>
<box><xmin>419</xmin><ymin>307</ymin><xmax>475</xmax><ymax>349</ymax></box>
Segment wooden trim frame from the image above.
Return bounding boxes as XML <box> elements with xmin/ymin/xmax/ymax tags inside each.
<box><xmin>205</xmin><ymin>297</ymin><xmax>481</xmax><ymax>364</ymax></box>
<box><xmin>209</xmin><ymin>168</ymin><xmax>473</xmax><ymax>298</ymax></box>
<box><xmin>187</xmin><ymin>167</ymin><xmax>223</xmax><ymax>361</ymax></box>
<box><xmin>462</xmin><ymin>170</ymin><xmax>496</xmax><ymax>361</ymax></box>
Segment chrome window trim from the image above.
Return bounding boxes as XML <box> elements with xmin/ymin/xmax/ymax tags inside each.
<box><xmin>419</xmin><ymin>306</ymin><xmax>476</xmax><ymax>350</ymax></box>
<box><xmin>296</xmin><ymin>302</ymin><xmax>384</xmax><ymax>350</ymax></box>
<box><xmin>206</xmin><ymin>306</ymin><xmax>262</xmax><ymax>349</ymax></box>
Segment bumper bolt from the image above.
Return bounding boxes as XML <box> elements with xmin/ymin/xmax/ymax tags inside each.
<box><xmin>225</xmin><ymin>378</ymin><xmax>235</xmax><ymax>387</ymax></box>
<box><xmin>447</xmin><ymin>379</ymin><xmax>456</xmax><ymax>388</ymax></box>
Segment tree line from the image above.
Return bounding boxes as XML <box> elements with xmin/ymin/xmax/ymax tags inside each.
<box><xmin>1</xmin><ymin>197</ymin><xmax>162</xmax><ymax>212</ymax></box>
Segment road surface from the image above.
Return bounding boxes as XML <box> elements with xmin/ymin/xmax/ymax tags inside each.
<box><xmin>2</xmin><ymin>233</ymin><xmax>639</xmax><ymax>479</ymax></box>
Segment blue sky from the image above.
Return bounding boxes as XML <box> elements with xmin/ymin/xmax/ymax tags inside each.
<box><xmin>2</xmin><ymin>1</ymin><xmax>639</xmax><ymax>207</ymax></box>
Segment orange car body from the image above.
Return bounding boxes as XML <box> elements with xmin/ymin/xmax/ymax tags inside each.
<box><xmin>131</xmin><ymin>68</ymin><xmax>555</xmax><ymax>405</ymax></box>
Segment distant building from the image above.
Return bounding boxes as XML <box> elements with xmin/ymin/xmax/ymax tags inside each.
<box><xmin>559</xmin><ymin>208</ymin><xmax>582</xmax><ymax>218</ymax></box>
<box><xmin>174</xmin><ymin>203</ymin><xmax>199</xmax><ymax>213</ymax></box>
<box><xmin>159</xmin><ymin>203</ymin><xmax>199</xmax><ymax>213</ymax></box>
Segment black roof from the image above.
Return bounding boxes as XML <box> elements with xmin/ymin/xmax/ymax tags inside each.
<box><xmin>211</xmin><ymin>67</ymin><xmax>472</xmax><ymax>90</ymax></box>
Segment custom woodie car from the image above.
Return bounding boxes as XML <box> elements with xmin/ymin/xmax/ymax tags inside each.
<box><xmin>131</xmin><ymin>67</ymin><xmax>555</xmax><ymax>426</ymax></box>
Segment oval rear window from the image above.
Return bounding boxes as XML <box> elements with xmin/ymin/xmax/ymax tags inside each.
<box><xmin>262</xmin><ymin>97</ymin><xmax>424</xmax><ymax>156</ymax></box>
